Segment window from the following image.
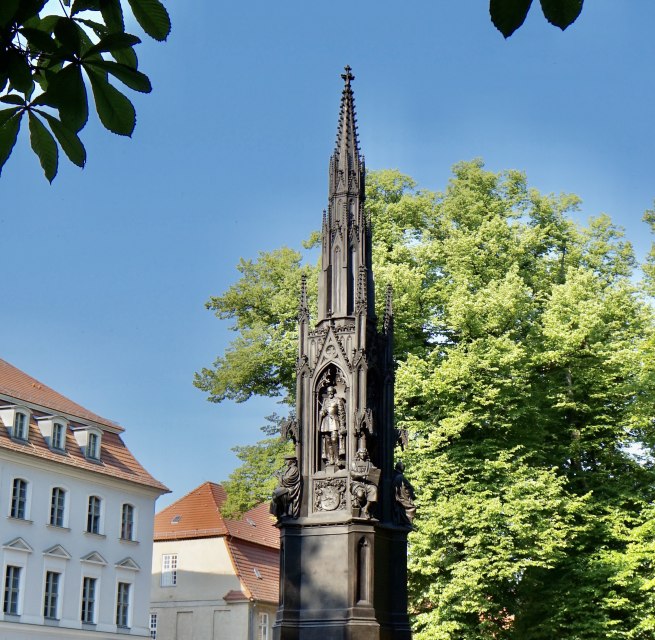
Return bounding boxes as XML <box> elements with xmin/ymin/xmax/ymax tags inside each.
<box><xmin>258</xmin><ymin>612</ymin><xmax>269</xmax><ymax>640</ymax></box>
<box><xmin>50</xmin><ymin>487</ymin><xmax>66</xmax><ymax>527</ymax></box>
<box><xmin>149</xmin><ymin>613</ymin><xmax>157</xmax><ymax>639</ymax></box>
<box><xmin>13</xmin><ymin>412</ymin><xmax>27</xmax><ymax>440</ymax></box>
<box><xmin>10</xmin><ymin>479</ymin><xmax>27</xmax><ymax>519</ymax></box>
<box><xmin>121</xmin><ymin>504</ymin><xmax>135</xmax><ymax>541</ymax></box>
<box><xmin>161</xmin><ymin>554</ymin><xmax>177</xmax><ymax>587</ymax></box>
<box><xmin>3</xmin><ymin>565</ymin><xmax>21</xmax><ymax>615</ymax></box>
<box><xmin>43</xmin><ymin>571</ymin><xmax>60</xmax><ymax>619</ymax></box>
<box><xmin>87</xmin><ymin>496</ymin><xmax>101</xmax><ymax>534</ymax></box>
<box><xmin>52</xmin><ymin>422</ymin><xmax>65</xmax><ymax>450</ymax></box>
<box><xmin>116</xmin><ymin>582</ymin><xmax>130</xmax><ymax>628</ymax></box>
<box><xmin>81</xmin><ymin>577</ymin><xmax>96</xmax><ymax>623</ymax></box>
<box><xmin>87</xmin><ymin>432</ymin><xmax>100</xmax><ymax>459</ymax></box>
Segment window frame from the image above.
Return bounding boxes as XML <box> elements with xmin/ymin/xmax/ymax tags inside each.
<box><xmin>149</xmin><ymin>612</ymin><xmax>157</xmax><ymax>639</ymax></box>
<box><xmin>51</xmin><ymin>422</ymin><xmax>65</xmax><ymax>450</ymax></box>
<box><xmin>81</xmin><ymin>576</ymin><xmax>97</xmax><ymax>624</ymax></box>
<box><xmin>120</xmin><ymin>503</ymin><xmax>135</xmax><ymax>541</ymax></box>
<box><xmin>258</xmin><ymin>611</ymin><xmax>269</xmax><ymax>640</ymax></box>
<box><xmin>86</xmin><ymin>495</ymin><xmax>102</xmax><ymax>535</ymax></box>
<box><xmin>160</xmin><ymin>553</ymin><xmax>178</xmax><ymax>587</ymax></box>
<box><xmin>115</xmin><ymin>581</ymin><xmax>131</xmax><ymax>628</ymax></box>
<box><xmin>43</xmin><ymin>570</ymin><xmax>61</xmax><ymax>620</ymax></box>
<box><xmin>3</xmin><ymin>565</ymin><xmax>21</xmax><ymax>616</ymax></box>
<box><xmin>13</xmin><ymin>412</ymin><xmax>28</xmax><ymax>441</ymax></box>
<box><xmin>86</xmin><ymin>431</ymin><xmax>100</xmax><ymax>460</ymax></box>
<box><xmin>10</xmin><ymin>478</ymin><xmax>28</xmax><ymax>520</ymax></box>
<box><xmin>49</xmin><ymin>487</ymin><xmax>66</xmax><ymax>528</ymax></box>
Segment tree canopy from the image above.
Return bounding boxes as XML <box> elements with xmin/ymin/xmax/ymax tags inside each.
<box><xmin>0</xmin><ymin>0</ymin><xmax>170</xmax><ymax>181</ymax></box>
<box><xmin>490</xmin><ymin>0</ymin><xmax>583</xmax><ymax>38</ymax></box>
<box><xmin>198</xmin><ymin>161</ymin><xmax>655</xmax><ymax>638</ymax></box>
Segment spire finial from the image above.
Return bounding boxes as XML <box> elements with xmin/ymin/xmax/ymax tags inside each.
<box><xmin>341</xmin><ymin>65</ymin><xmax>354</xmax><ymax>87</ymax></box>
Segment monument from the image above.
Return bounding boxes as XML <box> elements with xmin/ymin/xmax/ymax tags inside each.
<box><xmin>271</xmin><ymin>67</ymin><xmax>415</xmax><ymax>640</ymax></box>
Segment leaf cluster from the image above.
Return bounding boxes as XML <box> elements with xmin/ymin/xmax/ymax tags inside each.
<box><xmin>0</xmin><ymin>0</ymin><xmax>170</xmax><ymax>181</ymax></box>
<box><xmin>490</xmin><ymin>0</ymin><xmax>583</xmax><ymax>38</ymax></box>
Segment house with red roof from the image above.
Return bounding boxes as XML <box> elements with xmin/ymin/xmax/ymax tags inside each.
<box><xmin>150</xmin><ymin>482</ymin><xmax>280</xmax><ymax>640</ymax></box>
<box><xmin>0</xmin><ymin>357</ymin><xmax>168</xmax><ymax>639</ymax></box>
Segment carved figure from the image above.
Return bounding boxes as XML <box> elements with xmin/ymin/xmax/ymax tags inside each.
<box><xmin>391</xmin><ymin>461</ymin><xmax>416</xmax><ymax>527</ymax></box>
<box><xmin>270</xmin><ymin>456</ymin><xmax>301</xmax><ymax>520</ymax></box>
<box><xmin>320</xmin><ymin>386</ymin><xmax>347</xmax><ymax>466</ymax></box>
<box><xmin>350</xmin><ymin>449</ymin><xmax>379</xmax><ymax>519</ymax></box>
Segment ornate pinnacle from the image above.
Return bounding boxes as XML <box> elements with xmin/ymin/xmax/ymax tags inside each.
<box><xmin>383</xmin><ymin>284</ymin><xmax>394</xmax><ymax>334</ymax></box>
<box><xmin>299</xmin><ymin>275</ymin><xmax>310</xmax><ymax>322</ymax></box>
<box><xmin>341</xmin><ymin>65</ymin><xmax>355</xmax><ymax>86</ymax></box>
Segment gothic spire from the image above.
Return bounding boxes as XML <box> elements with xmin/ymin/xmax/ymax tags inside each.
<box><xmin>334</xmin><ymin>65</ymin><xmax>360</xmax><ymax>172</ymax></box>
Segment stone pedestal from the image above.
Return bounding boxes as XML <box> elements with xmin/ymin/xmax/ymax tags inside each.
<box><xmin>274</xmin><ymin>521</ymin><xmax>411</xmax><ymax>640</ymax></box>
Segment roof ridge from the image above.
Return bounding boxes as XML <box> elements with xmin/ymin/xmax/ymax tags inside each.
<box><xmin>0</xmin><ymin>358</ymin><xmax>120</xmax><ymax>429</ymax></box>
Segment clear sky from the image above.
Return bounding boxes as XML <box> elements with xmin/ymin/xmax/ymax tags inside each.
<box><xmin>2</xmin><ymin>1</ymin><xmax>654</xmax><ymax>508</ymax></box>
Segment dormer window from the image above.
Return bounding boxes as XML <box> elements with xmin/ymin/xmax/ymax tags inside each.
<box><xmin>35</xmin><ymin>415</ymin><xmax>68</xmax><ymax>451</ymax></box>
<box><xmin>52</xmin><ymin>423</ymin><xmax>65</xmax><ymax>451</ymax></box>
<box><xmin>14</xmin><ymin>412</ymin><xmax>28</xmax><ymax>441</ymax></box>
<box><xmin>72</xmin><ymin>426</ymin><xmax>102</xmax><ymax>461</ymax></box>
<box><xmin>87</xmin><ymin>432</ymin><xmax>100</xmax><ymax>460</ymax></box>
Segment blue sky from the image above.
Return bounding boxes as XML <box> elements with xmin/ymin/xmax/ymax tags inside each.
<box><xmin>2</xmin><ymin>1</ymin><xmax>654</xmax><ymax>508</ymax></box>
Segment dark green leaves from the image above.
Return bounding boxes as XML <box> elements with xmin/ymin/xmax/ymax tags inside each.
<box><xmin>490</xmin><ymin>0</ymin><xmax>533</xmax><ymax>38</ymax></box>
<box><xmin>127</xmin><ymin>0</ymin><xmax>170</xmax><ymax>41</ymax></box>
<box><xmin>0</xmin><ymin>109</ymin><xmax>22</xmax><ymax>176</ymax></box>
<box><xmin>87</xmin><ymin>68</ymin><xmax>135</xmax><ymax>135</ymax></box>
<box><xmin>85</xmin><ymin>60</ymin><xmax>151</xmax><ymax>92</ymax></box>
<box><xmin>490</xmin><ymin>0</ymin><xmax>583</xmax><ymax>37</ymax></box>
<box><xmin>0</xmin><ymin>0</ymin><xmax>168</xmax><ymax>181</ymax></box>
<box><xmin>37</xmin><ymin>111</ymin><xmax>86</xmax><ymax>167</ymax></box>
<box><xmin>541</xmin><ymin>0</ymin><xmax>584</xmax><ymax>30</ymax></box>
<box><xmin>45</xmin><ymin>64</ymin><xmax>88</xmax><ymax>132</ymax></box>
<box><xmin>28</xmin><ymin>112</ymin><xmax>58</xmax><ymax>182</ymax></box>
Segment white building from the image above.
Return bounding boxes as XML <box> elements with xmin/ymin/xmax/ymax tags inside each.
<box><xmin>0</xmin><ymin>357</ymin><xmax>168</xmax><ymax>639</ymax></box>
<box><xmin>150</xmin><ymin>482</ymin><xmax>279</xmax><ymax>640</ymax></box>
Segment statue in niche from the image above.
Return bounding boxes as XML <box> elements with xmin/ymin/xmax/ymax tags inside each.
<box><xmin>391</xmin><ymin>460</ymin><xmax>417</xmax><ymax>527</ymax></box>
<box><xmin>270</xmin><ymin>456</ymin><xmax>301</xmax><ymax>520</ymax></box>
<box><xmin>350</xmin><ymin>449</ymin><xmax>379</xmax><ymax>519</ymax></box>
<box><xmin>320</xmin><ymin>385</ymin><xmax>347</xmax><ymax>467</ymax></box>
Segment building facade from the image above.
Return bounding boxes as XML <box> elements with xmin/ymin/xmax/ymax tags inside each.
<box><xmin>0</xmin><ymin>357</ymin><xmax>168</xmax><ymax>639</ymax></box>
<box><xmin>150</xmin><ymin>482</ymin><xmax>279</xmax><ymax>640</ymax></box>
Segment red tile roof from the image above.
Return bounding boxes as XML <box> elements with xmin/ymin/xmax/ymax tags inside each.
<box><xmin>0</xmin><ymin>358</ymin><xmax>121</xmax><ymax>430</ymax></box>
<box><xmin>154</xmin><ymin>482</ymin><xmax>229</xmax><ymax>540</ymax></box>
<box><xmin>0</xmin><ymin>358</ymin><xmax>168</xmax><ymax>493</ymax></box>
<box><xmin>154</xmin><ymin>482</ymin><xmax>281</xmax><ymax>604</ymax></box>
<box><xmin>154</xmin><ymin>482</ymin><xmax>280</xmax><ymax>548</ymax></box>
<box><xmin>227</xmin><ymin>538</ymin><xmax>279</xmax><ymax>604</ymax></box>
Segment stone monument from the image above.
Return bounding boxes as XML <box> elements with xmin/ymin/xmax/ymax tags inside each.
<box><xmin>272</xmin><ymin>67</ymin><xmax>414</xmax><ymax>640</ymax></box>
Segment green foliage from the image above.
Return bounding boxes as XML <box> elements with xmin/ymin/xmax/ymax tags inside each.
<box><xmin>0</xmin><ymin>0</ymin><xmax>170</xmax><ymax>181</ymax></box>
<box><xmin>194</xmin><ymin>247</ymin><xmax>319</xmax><ymax>404</ymax></box>
<box><xmin>490</xmin><ymin>0</ymin><xmax>583</xmax><ymax>38</ymax></box>
<box><xmin>199</xmin><ymin>162</ymin><xmax>655</xmax><ymax>637</ymax></box>
<box><xmin>220</xmin><ymin>414</ymin><xmax>294</xmax><ymax>519</ymax></box>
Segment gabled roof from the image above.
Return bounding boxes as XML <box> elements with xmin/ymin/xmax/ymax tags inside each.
<box><xmin>0</xmin><ymin>358</ymin><xmax>168</xmax><ymax>493</ymax></box>
<box><xmin>0</xmin><ymin>358</ymin><xmax>120</xmax><ymax>430</ymax></box>
<box><xmin>154</xmin><ymin>482</ymin><xmax>281</xmax><ymax>605</ymax></box>
<box><xmin>227</xmin><ymin>538</ymin><xmax>279</xmax><ymax>604</ymax></box>
<box><xmin>154</xmin><ymin>482</ymin><xmax>229</xmax><ymax>540</ymax></box>
<box><xmin>154</xmin><ymin>482</ymin><xmax>280</xmax><ymax>548</ymax></box>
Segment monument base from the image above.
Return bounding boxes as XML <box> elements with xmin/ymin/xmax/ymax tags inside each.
<box><xmin>273</xmin><ymin>520</ymin><xmax>412</xmax><ymax>640</ymax></box>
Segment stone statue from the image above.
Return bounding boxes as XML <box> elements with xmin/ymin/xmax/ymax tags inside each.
<box><xmin>391</xmin><ymin>461</ymin><xmax>416</xmax><ymax>527</ymax></box>
<box><xmin>350</xmin><ymin>449</ymin><xmax>379</xmax><ymax>519</ymax></box>
<box><xmin>270</xmin><ymin>456</ymin><xmax>301</xmax><ymax>520</ymax></box>
<box><xmin>320</xmin><ymin>386</ymin><xmax>347</xmax><ymax>466</ymax></box>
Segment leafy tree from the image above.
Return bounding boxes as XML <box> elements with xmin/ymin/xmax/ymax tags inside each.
<box><xmin>197</xmin><ymin>162</ymin><xmax>655</xmax><ymax>638</ymax></box>
<box><xmin>220</xmin><ymin>414</ymin><xmax>294</xmax><ymax>519</ymax></box>
<box><xmin>0</xmin><ymin>0</ymin><xmax>170</xmax><ymax>181</ymax></box>
<box><xmin>490</xmin><ymin>0</ymin><xmax>583</xmax><ymax>38</ymax></box>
